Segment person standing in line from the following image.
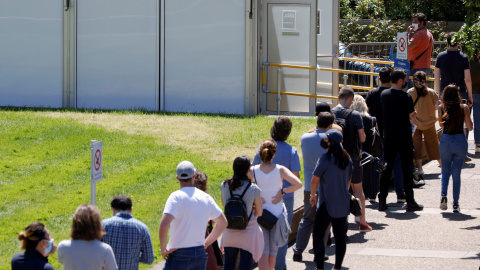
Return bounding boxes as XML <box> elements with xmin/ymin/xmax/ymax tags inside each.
<box><xmin>159</xmin><ymin>161</ymin><xmax>227</xmax><ymax>270</ymax></box>
<box><xmin>101</xmin><ymin>195</ymin><xmax>154</xmax><ymax>270</ymax></box>
<box><xmin>407</xmin><ymin>12</ymin><xmax>433</xmax><ymax>87</ymax></box>
<box><xmin>438</xmin><ymin>85</ymin><xmax>473</xmax><ymax>212</ymax></box>
<box><xmin>57</xmin><ymin>204</ymin><xmax>118</xmax><ymax>270</ymax></box>
<box><xmin>350</xmin><ymin>94</ymin><xmax>378</xmax><ymax>212</ymax></box>
<box><xmin>11</xmin><ymin>222</ymin><xmax>56</xmax><ymax>270</ymax></box>
<box><xmin>435</xmin><ymin>32</ymin><xmax>473</xmax><ymax>161</ymax></box>
<box><xmin>220</xmin><ymin>156</ymin><xmax>264</xmax><ymax>270</ymax></box>
<box><xmin>469</xmin><ymin>51</ymin><xmax>480</xmax><ymax>153</ymax></box>
<box><xmin>378</xmin><ymin>68</ymin><xmax>423</xmax><ymax>212</ymax></box>
<box><xmin>310</xmin><ymin>129</ymin><xmax>352</xmax><ymax>270</ymax></box>
<box><xmin>292</xmin><ymin>111</ymin><xmax>334</xmax><ymax>262</ymax></box>
<box><xmin>407</xmin><ymin>71</ymin><xmax>441</xmax><ymax>178</ymax></box>
<box><xmin>332</xmin><ymin>87</ymin><xmax>370</xmax><ymax>231</ymax></box>
<box><xmin>253</xmin><ymin>140</ymin><xmax>303</xmax><ymax>270</ymax></box>
<box><xmin>252</xmin><ymin>116</ymin><xmax>301</xmax><ymax>270</ymax></box>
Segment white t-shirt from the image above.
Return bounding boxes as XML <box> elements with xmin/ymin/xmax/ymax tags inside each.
<box><xmin>164</xmin><ymin>187</ymin><xmax>223</xmax><ymax>249</ymax></box>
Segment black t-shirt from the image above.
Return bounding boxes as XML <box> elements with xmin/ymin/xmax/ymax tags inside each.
<box><xmin>365</xmin><ymin>86</ymin><xmax>389</xmax><ymax>137</ymax></box>
<box><xmin>332</xmin><ymin>105</ymin><xmax>364</xmax><ymax>160</ymax></box>
<box><xmin>380</xmin><ymin>88</ymin><xmax>415</xmax><ymax>139</ymax></box>
<box><xmin>435</xmin><ymin>49</ymin><xmax>470</xmax><ymax>94</ymax></box>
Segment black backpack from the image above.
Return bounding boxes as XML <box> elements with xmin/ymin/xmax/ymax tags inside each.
<box><xmin>224</xmin><ymin>182</ymin><xmax>253</xmax><ymax>230</ymax></box>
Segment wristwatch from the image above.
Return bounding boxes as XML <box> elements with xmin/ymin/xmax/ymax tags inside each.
<box><xmin>281</xmin><ymin>188</ymin><xmax>286</xmax><ymax>195</ymax></box>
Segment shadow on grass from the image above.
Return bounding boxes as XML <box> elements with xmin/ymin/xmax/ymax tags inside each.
<box><xmin>441</xmin><ymin>212</ymin><xmax>477</xmax><ymax>221</ymax></box>
<box><xmin>0</xmin><ymin>106</ymin><xmax>260</xmax><ymax>119</ymax></box>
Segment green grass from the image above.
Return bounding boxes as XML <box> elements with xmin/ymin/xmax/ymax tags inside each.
<box><xmin>0</xmin><ymin>109</ymin><xmax>314</xmax><ymax>269</ymax></box>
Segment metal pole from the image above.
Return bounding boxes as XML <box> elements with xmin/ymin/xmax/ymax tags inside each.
<box><xmin>277</xmin><ymin>68</ymin><xmax>282</xmax><ymax>115</ymax></box>
<box><xmin>343</xmin><ymin>74</ymin><xmax>348</xmax><ymax>86</ymax></box>
<box><xmin>91</xmin><ymin>140</ymin><xmax>96</xmax><ymax>205</ymax></box>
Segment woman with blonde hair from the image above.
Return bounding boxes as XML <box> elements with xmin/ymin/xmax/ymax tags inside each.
<box><xmin>58</xmin><ymin>204</ymin><xmax>117</xmax><ymax>270</ymax></box>
<box><xmin>253</xmin><ymin>140</ymin><xmax>302</xmax><ymax>270</ymax></box>
<box><xmin>407</xmin><ymin>71</ymin><xmax>441</xmax><ymax>178</ymax></box>
<box><xmin>11</xmin><ymin>222</ymin><xmax>56</xmax><ymax>270</ymax></box>
<box><xmin>349</xmin><ymin>94</ymin><xmax>373</xmax><ymax>232</ymax></box>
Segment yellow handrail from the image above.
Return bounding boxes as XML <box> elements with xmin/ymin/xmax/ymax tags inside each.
<box><xmin>339</xmin><ymin>57</ymin><xmax>393</xmax><ymax>65</ymax></box>
<box><xmin>338</xmin><ymin>85</ymin><xmax>374</xmax><ymax>91</ymax></box>
<box><xmin>269</xmin><ymin>91</ymin><xmax>338</xmax><ymax>100</ymax></box>
<box><xmin>266</xmin><ymin>63</ymin><xmax>317</xmax><ymax>70</ymax></box>
<box><xmin>320</xmin><ymin>68</ymin><xmax>378</xmax><ymax>76</ymax></box>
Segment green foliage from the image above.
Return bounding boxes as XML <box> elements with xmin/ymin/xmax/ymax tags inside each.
<box><xmin>356</xmin><ymin>0</ymin><xmax>386</xmax><ymax>19</ymax></box>
<box><xmin>382</xmin><ymin>0</ymin><xmax>465</xmax><ymax>21</ymax></box>
<box><xmin>340</xmin><ymin>14</ymin><xmax>366</xmax><ymax>44</ymax></box>
<box><xmin>0</xmin><ymin>110</ymin><xmax>313</xmax><ymax>270</ymax></box>
<box><xmin>454</xmin><ymin>22</ymin><xmax>480</xmax><ymax>61</ymax></box>
<box><xmin>364</xmin><ymin>19</ymin><xmax>406</xmax><ymax>42</ymax></box>
<box><xmin>464</xmin><ymin>0</ymin><xmax>480</xmax><ymax>26</ymax></box>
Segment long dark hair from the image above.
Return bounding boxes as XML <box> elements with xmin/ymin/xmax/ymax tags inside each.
<box><xmin>441</xmin><ymin>85</ymin><xmax>463</xmax><ymax>132</ymax></box>
<box><xmin>223</xmin><ymin>156</ymin><xmax>251</xmax><ymax>192</ymax></box>
<box><xmin>325</xmin><ymin>141</ymin><xmax>350</xmax><ymax>170</ymax></box>
<box><xmin>413</xmin><ymin>71</ymin><xmax>428</xmax><ymax>97</ymax></box>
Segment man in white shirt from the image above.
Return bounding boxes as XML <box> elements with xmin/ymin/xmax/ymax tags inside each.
<box><xmin>159</xmin><ymin>160</ymin><xmax>227</xmax><ymax>270</ymax></box>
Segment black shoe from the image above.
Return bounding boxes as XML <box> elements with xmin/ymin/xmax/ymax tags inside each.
<box><xmin>378</xmin><ymin>202</ymin><xmax>388</xmax><ymax>211</ymax></box>
<box><xmin>413</xmin><ymin>179</ymin><xmax>425</xmax><ymax>188</ymax></box>
<box><xmin>308</xmin><ymin>248</ymin><xmax>314</xmax><ymax>254</ymax></box>
<box><xmin>293</xmin><ymin>253</ymin><xmax>302</xmax><ymax>262</ymax></box>
<box><xmin>327</xmin><ymin>236</ymin><xmax>332</xmax><ymax>246</ymax></box>
<box><xmin>324</xmin><ymin>254</ymin><xmax>329</xmax><ymax>261</ymax></box>
<box><xmin>406</xmin><ymin>201</ymin><xmax>424</xmax><ymax>212</ymax></box>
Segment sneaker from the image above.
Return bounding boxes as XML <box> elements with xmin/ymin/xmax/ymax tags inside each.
<box><xmin>453</xmin><ymin>203</ymin><xmax>460</xmax><ymax>213</ymax></box>
<box><xmin>464</xmin><ymin>155</ymin><xmax>472</xmax><ymax>162</ymax></box>
<box><xmin>293</xmin><ymin>253</ymin><xmax>302</xmax><ymax>262</ymax></box>
<box><xmin>440</xmin><ymin>197</ymin><xmax>447</xmax><ymax>210</ymax></box>
<box><xmin>397</xmin><ymin>194</ymin><xmax>406</xmax><ymax>203</ymax></box>
<box><xmin>359</xmin><ymin>222</ymin><xmax>372</xmax><ymax>232</ymax></box>
<box><xmin>476</xmin><ymin>145</ymin><xmax>480</xmax><ymax>153</ymax></box>
<box><xmin>413</xmin><ymin>179</ymin><xmax>425</xmax><ymax>188</ymax></box>
<box><xmin>412</xmin><ymin>169</ymin><xmax>420</xmax><ymax>181</ymax></box>
<box><xmin>406</xmin><ymin>201</ymin><xmax>424</xmax><ymax>212</ymax></box>
<box><xmin>378</xmin><ymin>202</ymin><xmax>388</xmax><ymax>211</ymax></box>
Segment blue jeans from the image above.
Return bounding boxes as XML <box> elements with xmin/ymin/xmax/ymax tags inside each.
<box><xmin>472</xmin><ymin>94</ymin><xmax>480</xmax><ymax>144</ymax></box>
<box><xmin>163</xmin><ymin>246</ymin><xmax>208</xmax><ymax>270</ymax></box>
<box><xmin>439</xmin><ymin>134</ymin><xmax>468</xmax><ymax>204</ymax></box>
<box><xmin>274</xmin><ymin>196</ymin><xmax>293</xmax><ymax>270</ymax></box>
<box><xmin>223</xmin><ymin>247</ymin><xmax>252</xmax><ymax>270</ymax></box>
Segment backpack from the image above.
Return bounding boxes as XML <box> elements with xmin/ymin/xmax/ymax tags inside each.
<box><xmin>224</xmin><ymin>182</ymin><xmax>253</xmax><ymax>230</ymax></box>
<box><xmin>335</xmin><ymin>108</ymin><xmax>360</xmax><ymax>156</ymax></box>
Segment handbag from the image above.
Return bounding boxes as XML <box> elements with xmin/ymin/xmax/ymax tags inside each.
<box><xmin>350</xmin><ymin>194</ymin><xmax>362</xmax><ymax>217</ymax></box>
<box><xmin>370</xmin><ymin>118</ymin><xmax>383</xmax><ymax>157</ymax></box>
<box><xmin>257</xmin><ymin>209</ymin><xmax>278</xmax><ymax>230</ymax></box>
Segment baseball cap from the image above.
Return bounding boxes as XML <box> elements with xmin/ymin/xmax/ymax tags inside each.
<box><xmin>176</xmin><ymin>161</ymin><xmax>196</xmax><ymax>180</ymax></box>
<box><xmin>319</xmin><ymin>129</ymin><xmax>343</xmax><ymax>143</ymax></box>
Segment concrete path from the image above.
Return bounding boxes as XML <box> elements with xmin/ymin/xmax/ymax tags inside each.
<box><xmin>152</xmin><ymin>133</ymin><xmax>480</xmax><ymax>270</ymax></box>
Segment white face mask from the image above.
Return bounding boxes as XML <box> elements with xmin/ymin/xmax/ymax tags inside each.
<box><xmin>43</xmin><ymin>239</ymin><xmax>54</xmax><ymax>256</ymax></box>
<box><xmin>412</xmin><ymin>23</ymin><xmax>419</xmax><ymax>31</ymax></box>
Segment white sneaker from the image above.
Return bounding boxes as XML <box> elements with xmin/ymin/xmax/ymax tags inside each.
<box><xmin>476</xmin><ymin>145</ymin><xmax>480</xmax><ymax>153</ymax></box>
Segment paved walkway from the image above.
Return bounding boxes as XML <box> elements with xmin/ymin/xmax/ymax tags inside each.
<box><xmin>152</xmin><ymin>134</ymin><xmax>480</xmax><ymax>270</ymax></box>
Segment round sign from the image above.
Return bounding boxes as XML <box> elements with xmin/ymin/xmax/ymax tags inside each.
<box><xmin>399</xmin><ymin>37</ymin><xmax>406</xmax><ymax>52</ymax></box>
<box><xmin>94</xmin><ymin>149</ymin><xmax>102</xmax><ymax>171</ymax></box>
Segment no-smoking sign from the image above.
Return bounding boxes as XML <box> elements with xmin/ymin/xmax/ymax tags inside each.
<box><xmin>397</xmin><ymin>32</ymin><xmax>408</xmax><ymax>60</ymax></box>
<box><xmin>91</xmin><ymin>140</ymin><xmax>103</xmax><ymax>183</ymax></box>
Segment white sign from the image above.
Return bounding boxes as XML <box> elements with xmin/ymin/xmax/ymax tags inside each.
<box><xmin>91</xmin><ymin>140</ymin><xmax>103</xmax><ymax>183</ymax></box>
<box><xmin>397</xmin><ymin>32</ymin><xmax>408</xmax><ymax>60</ymax></box>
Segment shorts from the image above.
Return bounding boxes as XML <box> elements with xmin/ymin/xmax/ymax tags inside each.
<box><xmin>351</xmin><ymin>159</ymin><xmax>363</xmax><ymax>184</ymax></box>
<box><xmin>262</xmin><ymin>225</ymin><xmax>279</xmax><ymax>256</ymax></box>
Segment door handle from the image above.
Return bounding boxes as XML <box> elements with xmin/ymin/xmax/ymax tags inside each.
<box><xmin>65</xmin><ymin>0</ymin><xmax>70</xmax><ymax>11</ymax></box>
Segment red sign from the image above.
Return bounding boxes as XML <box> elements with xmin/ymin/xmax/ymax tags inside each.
<box><xmin>94</xmin><ymin>149</ymin><xmax>102</xmax><ymax>171</ymax></box>
<box><xmin>399</xmin><ymin>37</ymin><xmax>406</xmax><ymax>52</ymax></box>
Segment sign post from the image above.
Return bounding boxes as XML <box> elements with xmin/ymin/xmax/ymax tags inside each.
<box><xmin>91</xmin><ymin>140</ymin><xmax>103</xmax><ymax>205</ymax></box>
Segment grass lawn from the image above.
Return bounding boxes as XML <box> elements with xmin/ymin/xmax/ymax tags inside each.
<box><xmin>0</xmin><ymin>109</ymin><xmax>314</xmax><ymax>270</ymax></box>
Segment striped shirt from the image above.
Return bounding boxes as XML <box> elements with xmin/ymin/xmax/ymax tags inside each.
<box><xmin>102</xmin><ymin>212</ymin><xmax>154</xmax><ymax>270</ymax></box>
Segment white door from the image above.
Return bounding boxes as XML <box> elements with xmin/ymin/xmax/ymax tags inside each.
<box><xmin>260</xmin><ymin>0</ymin><xmax>317</xmax><ymax>115</ymax></box>
<box><xmin>0</xmin><ymin>1</ymin><xmax>63</xmax><ymax>107</ymax></box>
<box><xmin>75</xmin><ymin>0</ymin><xmax>159</xmax><ymax>110</ymax></box>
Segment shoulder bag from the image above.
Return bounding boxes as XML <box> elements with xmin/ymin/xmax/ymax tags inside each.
<box><xmin>253</xmin><ymin>168</ymin><xmax>278</xmax><ymax>230</ymax></box>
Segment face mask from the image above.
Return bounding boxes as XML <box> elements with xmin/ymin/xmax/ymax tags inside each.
<box><xmin>412</xmin><ymin>23</ymin><xmax>418</xmax><ymax>31</ymax></box>
<box><xmin>320</xmin><ymin>140</ymin><xmax>329</xmax><ymax>149</ymax></box>
<box><xmin>44</xmin><ymin>239</ymin><xmax>54</xmax><ymax>256</ymax></box>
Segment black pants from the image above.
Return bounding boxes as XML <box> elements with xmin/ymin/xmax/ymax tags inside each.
<box><xmin>312</xmin><ymin>203</ymin><xmax>347</xmax><ymax>270</ymax></box>
<box><xmin>378</xmin><ymin>137</ymin><xmax>415</xmax><ymax>203</ymax></box>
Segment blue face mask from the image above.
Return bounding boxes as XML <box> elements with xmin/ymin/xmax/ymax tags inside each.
<box><xmin>44</xmin><ymin>239</ymin><xmax>54</xmax><ymax>256</ymax></box>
